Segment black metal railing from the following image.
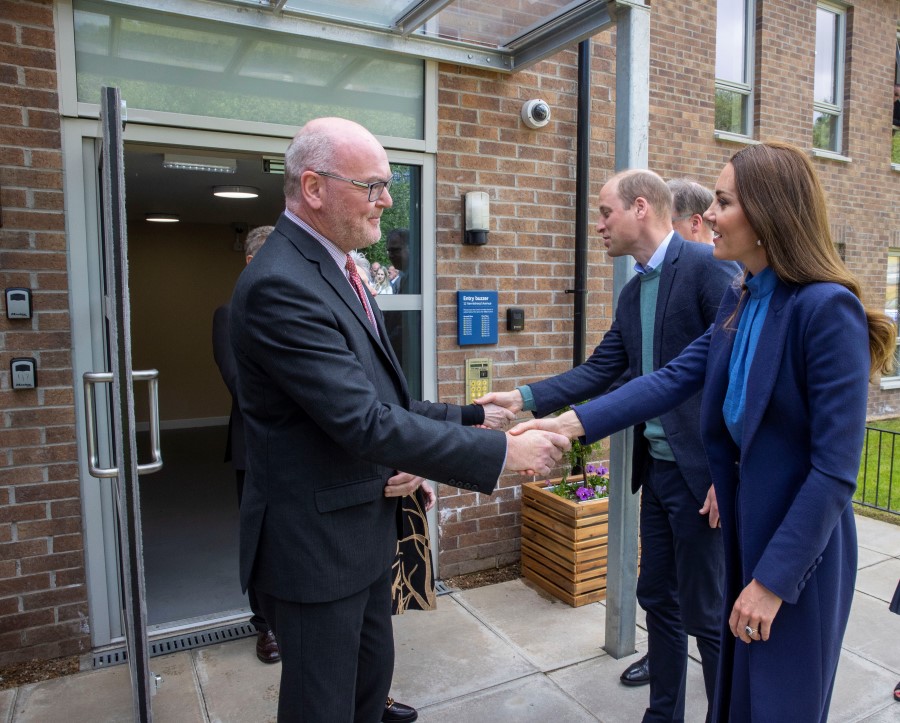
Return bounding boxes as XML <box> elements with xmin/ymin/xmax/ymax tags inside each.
<box><xmin>856</xmin><ymin>426</ymin><xmax>900</xmax><ymax>515</ymax></box>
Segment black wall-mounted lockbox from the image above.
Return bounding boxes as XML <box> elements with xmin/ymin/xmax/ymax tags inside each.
<box><xmin>507</xmin><ymin>307</ymin><xmax>525</xmax><ymax>331</ymax></box>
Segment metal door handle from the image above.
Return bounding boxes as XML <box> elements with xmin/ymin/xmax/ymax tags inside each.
<box><xmin>83</xmin><ymin>369</ymin><xmax>163</xmax><ymax>478</ymax></box>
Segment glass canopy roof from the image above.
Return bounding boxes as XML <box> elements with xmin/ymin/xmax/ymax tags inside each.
<box><xmin>153</xmin><ymin>0</ymin><xmax>618</xmax><ymax>72</ymax></box>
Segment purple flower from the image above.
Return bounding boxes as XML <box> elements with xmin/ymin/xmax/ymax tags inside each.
<box><xmin>575</xmin><ymin>486</ymin><xmax>595</xmax><ymax>501</ymax></box>
<box><xmin>585</xmin><ymin>463</ymin><xmax>597</xmax><ymax>474</ymax></box>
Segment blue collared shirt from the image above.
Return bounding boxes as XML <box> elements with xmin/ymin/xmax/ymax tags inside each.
<box><xmin>723</xmin><ymin>266</ymin><xmax>777</xmax><ymax>445</ymax></box>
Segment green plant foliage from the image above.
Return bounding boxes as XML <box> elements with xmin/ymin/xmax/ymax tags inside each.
<box><xmin>546</xmin><ymin>463</ymin><xmax>610</xmax><ymax>502</ymax></box>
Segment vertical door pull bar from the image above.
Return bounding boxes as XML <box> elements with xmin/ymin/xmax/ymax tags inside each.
<box><xmin>82</xmin><ymin>369</ymin><xmax>163</xmax><ymax>478</ymax></box>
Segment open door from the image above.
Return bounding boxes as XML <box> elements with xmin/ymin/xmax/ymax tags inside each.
<box><xmin>81</xmin><ymin>86</ymin><xmax>163</xmax><ymax>722</ymax></box>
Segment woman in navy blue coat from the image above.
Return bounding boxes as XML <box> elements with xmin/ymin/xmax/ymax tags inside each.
<box><xmin>515</xmin><ymin>142</ymin><xmax>895</xmax><ymax>721</ymax></box>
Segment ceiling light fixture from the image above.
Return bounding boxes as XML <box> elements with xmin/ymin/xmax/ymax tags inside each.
<box><xmin>145</xmin><ymin>213</ymin><xmax>180</xmax><ymax>223</ymax></box>
<box><xmin>163</xmin><ymin>154</ymin><xmax>236</xmax><ymax>173</ymax></box>
<box><xmin>213</xmin><ymin>185</ymin><xmax>260</xmax><ymax>199</ymax></box>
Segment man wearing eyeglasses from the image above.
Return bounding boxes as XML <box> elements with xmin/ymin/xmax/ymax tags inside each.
<box><xmin>230</xmin><ymin>117</ymin><xmax>569</xmax><ymax>723</ymax></box>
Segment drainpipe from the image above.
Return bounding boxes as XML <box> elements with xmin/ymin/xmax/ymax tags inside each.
<box><xmin>571</xmin><ymin>38</ymin><xmax>591</xmax><ymax>368</ymax></box>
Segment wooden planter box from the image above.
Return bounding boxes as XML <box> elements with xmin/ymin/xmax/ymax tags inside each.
<box><xmin>520</xmin><ymin>478</ymin><xmax>609</xmax><ymax>607</ymax></box>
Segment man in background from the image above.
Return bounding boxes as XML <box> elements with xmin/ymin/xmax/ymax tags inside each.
<box><xmin>212</xmin><ymin>225</ymin><xmax>279</xmax><ymax>664</ymax></box>
<box><xmin>667</xmin><ymin>178</ymin><xmax>714</xmax><ymax>245</ymax></box>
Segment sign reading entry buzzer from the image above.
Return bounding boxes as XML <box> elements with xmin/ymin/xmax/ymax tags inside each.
<box><xmin>457</xmin><ymin>291</ymin><xmax>498</xmax><ymax>345</ymax></box>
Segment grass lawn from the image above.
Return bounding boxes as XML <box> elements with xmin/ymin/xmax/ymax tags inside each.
<box><xmin>856</xmin><ymin>419</ymin><xmax>900</xmax><ymax>515</ymax></box>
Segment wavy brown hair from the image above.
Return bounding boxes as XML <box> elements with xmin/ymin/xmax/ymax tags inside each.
<box><xmin>728</xmin><ymin>141</ymin><xmax>895</xmax><ymax>376</ymax></box>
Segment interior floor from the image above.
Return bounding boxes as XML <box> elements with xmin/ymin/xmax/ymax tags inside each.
<box><xmin>138</xmin><ymin>426</ymin><xmax>249</xmax><ymax>627</ymax></box>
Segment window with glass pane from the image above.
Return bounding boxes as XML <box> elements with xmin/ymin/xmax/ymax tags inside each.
<box><xmin>73</xmin><ymin>0</ymin><xmax>425</xmax><ymax>139</ymax></box>
<box><xmin>886</xmin><ymin>252</ymin><xmax>900</xmax><ymax>372</ymax></box>
<box><xmin>813</xmin><ymin>4</ymin><xmax>845</xmax><ymax>153</ymax></box>
<box><xmin>715</xmin><ymin>0</ymin><xmax>754</xmax><ymax>136</ymax></box>
<box><xmin>366</xmin><ymin>163</ymin><xmax>423</xmax><ymax>398</ymax></box>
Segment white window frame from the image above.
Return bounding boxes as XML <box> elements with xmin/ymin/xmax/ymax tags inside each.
<box><xmin>812</xmin><ymin>2</ymin><xmax>848</xmax><ymax>160</ymax></box>
<box><xmin>714</xmin><ymin>0</ymin><xmax>756</xmax><ymax>142</ymax></box>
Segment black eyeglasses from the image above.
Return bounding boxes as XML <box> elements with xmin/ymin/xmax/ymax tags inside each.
<box><xmin>314</xmin><ymin>170</ymin><xmax>393</xmax><ymax>202</ymax></box>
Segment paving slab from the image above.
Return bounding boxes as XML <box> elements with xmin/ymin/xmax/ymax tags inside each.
<box><xmin>193</xmin><ymin>635</ymin><xmax>280</xmax><ymax>723</ymax></box>
<box><xmin>854</xmin><ymin>701</ymin><xmax>900</xmax><ymax>722</ymax></box>
<box><xmin>548</xmin><ymin>651</ymin><xmax>710</xmax><ymax>723</ymax></box>
<box><xmin>855</xmin><ymin>558</ymin><xmax>900</xmax><ymax>604</ymax></box>
<box><xmin>450</xmin><ymin>579</ymin><xmax>611</xmax><ymax>671</ymax></box>
<box><xmin>856</xmin><ymin>514</ymin><xmax>900</xmax><ymax>557</ymax></box>
<box><xmin>9</xmin><ymin>652</ymin><xmax>204</xmax><ymax>723</ymax></box>
<box><xmin>842</xmin><ymin>590</ymin><xmax>900</xmax><ymax>674</ymax></box>
<box><xmin>391</xmin><ymin>594</ymin><xmax>537</xmax><ymax>709</ymax></box>
<box><xmin>858</xmin><ymin>546</ymin><xmax>892</xmax><ymax>570</ymax></box>
<box><xmin>416</xmin><ymin>673</ymin><xmax>598</xmax><ymax>722</ymax></box>
<box><xmin>828</xmin><ymin>649</ymin><xmax>900</xmax><ymax>723</ymax></box>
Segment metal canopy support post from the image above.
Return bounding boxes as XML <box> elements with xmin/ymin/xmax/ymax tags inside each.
<box><xmin>604</xmin><ymin>0</ymin><xmax>650</xmax><ymax>660</ymax></box>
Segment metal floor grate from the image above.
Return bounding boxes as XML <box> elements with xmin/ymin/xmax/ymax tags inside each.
<box><xmin>91</xmin><ymin>621</ymin><xmax>257</xmax><ymax>669</ymax></box>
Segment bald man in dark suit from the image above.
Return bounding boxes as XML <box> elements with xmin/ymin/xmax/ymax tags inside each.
<box><xmin>230</xmin><ymin>117</ymin><xmax>568</xmax><ymax>723</ymax></box>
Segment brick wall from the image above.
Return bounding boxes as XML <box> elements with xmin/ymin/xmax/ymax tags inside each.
<box><xmin>433</xmin><ymin>37</ymin><xmax>617</xmax><ymax>576</ymax></box>
<box><xmin>649</xmin><ymin>0</ymin><xmax>900</xmax><ymax>419</ymax></box>
<box><xmin>434</xmin><ymin>0</ymin><xmax>900</xmax><ymax>575</ymax></box>
<box><xmin>0</xmin><ymin>0</ymin><xmax>89</xmax><ymax>665</ymax></box>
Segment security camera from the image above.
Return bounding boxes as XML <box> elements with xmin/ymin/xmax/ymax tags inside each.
<box><xmin>521</xmin><ymin>99</ymin><xmax>551</xmax><ymax>129</ymax></box>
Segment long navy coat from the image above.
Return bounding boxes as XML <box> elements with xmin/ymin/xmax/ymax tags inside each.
<box><xmin>574</xmin><ymin>277</ymin><xmax>870</xmax><ymax>722</ymax></box>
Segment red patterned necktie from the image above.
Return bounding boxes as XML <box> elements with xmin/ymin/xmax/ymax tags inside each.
<box><xmin>345</xmin><ymin>254</ymin><xmax>377</xmax><ymax>330</ymax></box>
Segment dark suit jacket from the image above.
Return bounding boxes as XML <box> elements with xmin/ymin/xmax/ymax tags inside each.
<box><xmin>212</xmin><ymin>303</ymin><xmax>245</xmax><ymax>470</ymax></box>
<box><xmin>572</xmin><ymin>278</ymin><xmax>869</xmax><ymax>722</ymax></box>
<box><xmin>230</xmin><ymin>214</ymin><xmax>506</xmax><ymax>605</ymax></box>
<box><xmin>528</xmin><ymin>234</ymin><xmax>739</xmax><ymax>504</ymax></box>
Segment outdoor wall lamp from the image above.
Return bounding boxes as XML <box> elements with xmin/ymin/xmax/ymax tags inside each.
<box><xmin>463</xmin><ymin>191</ymin><xmax>490</xmax><ymax>245</ymax></box>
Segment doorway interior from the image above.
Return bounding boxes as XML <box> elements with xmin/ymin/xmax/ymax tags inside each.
<box><xmin>124</xmin><ymin>142</ymin><xmax>283</xmax><ymax>628</ymax></box>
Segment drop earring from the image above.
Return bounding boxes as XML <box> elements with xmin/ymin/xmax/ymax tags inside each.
<box><xmin>756</xmin><ymin>239</ymin><xmax>762</xmax><ymax>247</ymax></box>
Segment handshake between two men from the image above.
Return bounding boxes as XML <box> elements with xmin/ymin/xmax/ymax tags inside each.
<box><xmin>474</xmin><ymin>392</ymin><xmax>584</xmax><ymax>475</ymax></box>
<box><xmin>383</xmin><ymin>391</ymin><xmax>579</xmax><ymax>507</ymax></box>
<box><xmin>477</xmin><ymin>389</ymin><xmax>586</xmax><ymax>440</ymax></box>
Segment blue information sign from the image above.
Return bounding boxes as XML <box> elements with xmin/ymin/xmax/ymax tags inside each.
<box><xmin>457</xmin><ymin>290</ymin><xmax>498</xmax><ymax>345</ymax></box>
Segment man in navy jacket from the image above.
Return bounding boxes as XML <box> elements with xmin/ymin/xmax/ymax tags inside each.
<box><xmin>481</xmin><ymin>169</ymin><xmax>739</xmax><ymax>723</ymax></box>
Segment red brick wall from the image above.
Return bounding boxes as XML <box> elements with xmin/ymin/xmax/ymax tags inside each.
<box><xmin>434</xmin><ymin>0</ymin><xmax>900</xmax><ymax>575</ymax></box>
<box><xmin>649</xmin><ymin>0</ymin><xmax>900</xmax><ymax>419</ymax></box>
<box><xmin>0</xmin><ymin>0</ymin><xmax>89</xmax><ymax>665</ymax></box>
<box><xmin>433</xmin><ymin>37</ymin><xmax>618</xmax><ymax>576</ymax></box>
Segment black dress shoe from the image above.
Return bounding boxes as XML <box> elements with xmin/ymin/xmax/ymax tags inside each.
<box><xmin>620</xmin><ymin>653</ymin><xmax>650</xmax><ymax>687</ymax></box>
<box><xmin>255</xmin><ymin>630</ymin><xmax>281</xmax><ymax>664</ymax></box>
<box><xmin>382</xmin><ymin>697</ymin><xmax>418</xmax><ymax>723</ymax></box>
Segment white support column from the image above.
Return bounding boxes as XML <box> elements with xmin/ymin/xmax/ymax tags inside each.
<box><xmin>605</xmin><ymin>0</ymin><xmax>650</xmax><ymax>660</ymax></box>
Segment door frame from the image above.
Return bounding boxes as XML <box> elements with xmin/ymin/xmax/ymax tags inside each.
<box><xmin>62</xmin><ymin>118</ymin><xmax>439</xmax><ymax>650</ymax></box>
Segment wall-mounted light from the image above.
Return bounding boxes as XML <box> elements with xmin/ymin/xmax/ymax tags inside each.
<box><xmin>163</xmin><ymin>154</ymin><xmax>236</xmax><ymax>173</ymax></box>
<box><xmin>145</xmin><ymin>213</ymin><xmax>180</xmax><ymax>223</ymax></box>
<box><xmin>213</xmin><ymin>185</ymin><xmax>259</xmax><ymax>199</ymax></box>
<box><xmin>463</xmin><ymin>191</ymin><xmax>490</xmax><ymax>245</ymax></box>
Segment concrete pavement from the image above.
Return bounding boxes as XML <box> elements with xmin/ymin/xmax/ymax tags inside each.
<box><xmin>2</xmin><ymin>512</ymin><xmax>899</xmax><ymax>722</ymax></box>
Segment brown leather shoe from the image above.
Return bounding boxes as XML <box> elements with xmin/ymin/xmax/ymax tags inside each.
<box><xmin>382</xmin><ymin>697</ymin><xmax>417</xmax><ymax>722</ymax></box>
<box><xmin>255</xmin><ymin>630</ymin><xmax>280</xmax><ymax>664</ymax></box>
